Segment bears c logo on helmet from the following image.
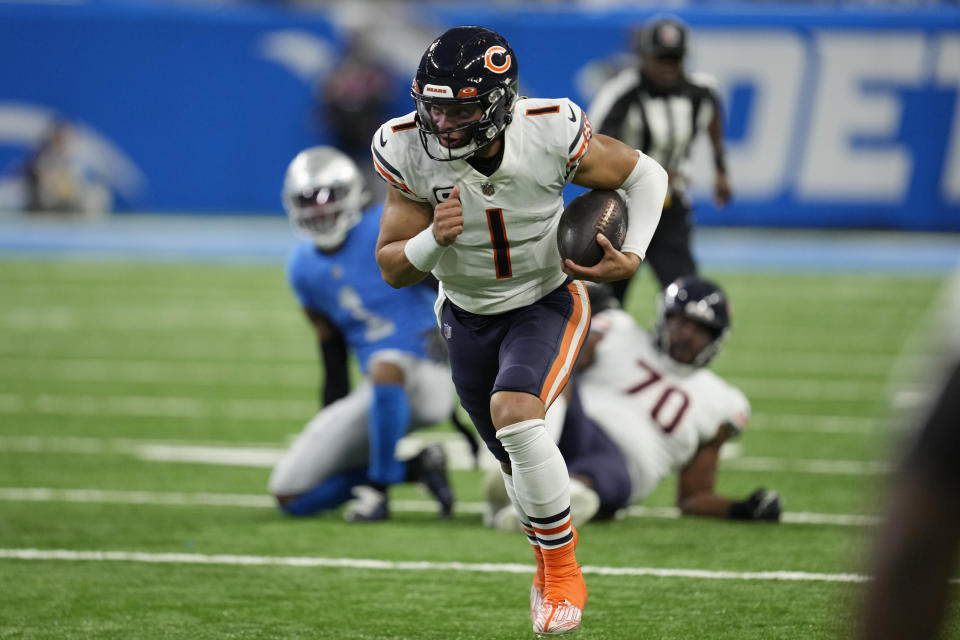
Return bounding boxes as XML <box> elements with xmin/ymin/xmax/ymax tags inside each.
<box><xmin>484</xmin><ymin>46</ymin><xmax>511</xmax><ymax>73</ymax></box>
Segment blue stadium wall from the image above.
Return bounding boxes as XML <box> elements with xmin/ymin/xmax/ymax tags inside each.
<box><xmin>0</xmin><ymin>1</ymin><xmax>957</xmax><ymax>230</ymax></box>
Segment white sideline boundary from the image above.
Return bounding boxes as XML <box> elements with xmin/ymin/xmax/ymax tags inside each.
<box><xmin>0</xmin><ymin>548</ymin><xmax>875</xmax><ymax>584</ymax></box>
<box><xmin>0</xmin><ymin>487</ymin><xmax>881</xmax><ymax>527</ymax></box>
<box><xmin>0</xmin><ymin>392</ymin><xmax>892</xmax><ymax>431</ymax></box>
<box><xmin>0</xmin><ymin>434</ymin><xmax>892</xmax><ymax>475</ymax></box>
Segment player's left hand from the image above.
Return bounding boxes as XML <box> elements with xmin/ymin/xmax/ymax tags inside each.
<box><xmin>562</xmin><ymin>233</ymin><xmax>641</xmax><ymax>283</ymax></box>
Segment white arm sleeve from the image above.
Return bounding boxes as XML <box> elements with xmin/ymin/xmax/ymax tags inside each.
<box><xmin>619</xmin><ymin>151</ymin><xmax>668</xmax><ymax>259</ymax></box>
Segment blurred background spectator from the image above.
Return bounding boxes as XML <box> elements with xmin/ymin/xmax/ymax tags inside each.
<box><xmin>21</xmin><ymin>119</ymin><xmax>111</xmax><ymax>216</ymax></box>
<box><xmin>315</xmin><ymin>31</ymin><xmax>397</xmax><ymax>202</ymax></box>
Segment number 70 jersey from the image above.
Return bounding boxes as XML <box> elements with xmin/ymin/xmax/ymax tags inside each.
<box><xmin>578</xmin><ymin>309</ymin><xmax>751</xmax><ymax>503</ymax></box>
<box><xmin>372</xmin><ymin>97</ymin><xmax>593</xmax><ymax>315</ymax></box>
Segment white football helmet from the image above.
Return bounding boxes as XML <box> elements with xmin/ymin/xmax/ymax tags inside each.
<box><xmin>282</xmin><ymin>146</ymin><xmax>369</xmax><ymax>250</ymax></box>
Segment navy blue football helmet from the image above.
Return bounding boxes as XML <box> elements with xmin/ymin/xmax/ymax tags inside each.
<box><xmin>654</xmin><ymin>276</ymin><xmax>731</xmax><ymax>367</ymax></box>
<box><xmin>411</xmin><ymin>26</ymin><xmax>519</xmax><ymax>161</ymax></box>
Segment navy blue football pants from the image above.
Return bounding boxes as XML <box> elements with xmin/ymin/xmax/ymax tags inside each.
<box><xmin>439</xmin><ymin>281</ymin><xmax>590</xmax><ymax>463</ymax></box>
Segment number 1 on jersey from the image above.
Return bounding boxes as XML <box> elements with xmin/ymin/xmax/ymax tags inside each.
<box><xmin>485</xmin><ymin>208</ymin><xmax>512</xmax><ymax>279</ymax></box>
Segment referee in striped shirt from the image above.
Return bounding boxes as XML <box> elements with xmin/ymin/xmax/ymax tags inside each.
<box><xmin>589</xmin><ymin>15</ymin><xmax>732</xmax><ymax>301</ymax></box>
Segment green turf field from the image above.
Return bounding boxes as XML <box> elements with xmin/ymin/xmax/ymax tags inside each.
<box><xmin>1</xmin><ymin>257</ymin><xmax>957</xmax><ymax>639</ymax></box>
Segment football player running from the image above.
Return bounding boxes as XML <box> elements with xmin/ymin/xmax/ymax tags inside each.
<box><xmin>485</xmin><ymin>277</ymin><xmax>781</xmax><ymax>529</ymax></box>
<box><xmin>373</xmin><ymin>26</ymin><xmax>668</xmax><ymax>636</ymax></box>
<box><xmin>268</xmin><ymin>146</ymin><xmax>456</xmax><ymax>523</ymax></box>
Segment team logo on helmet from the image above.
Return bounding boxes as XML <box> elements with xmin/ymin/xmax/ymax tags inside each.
<box><xmin>424</xmin><ymin>84</ymin><xmax>453</xmax><ymax>97</ymax></box>
<box><xmin>483</xmin><ymin>46</ymin><xmax>512</xmax><ymax>73</ymax></box>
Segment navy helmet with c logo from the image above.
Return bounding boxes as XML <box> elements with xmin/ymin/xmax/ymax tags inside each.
<box><xmin>411</xmin><ymin>26</ymin><xmax>519</xmax><ymax>161</ymax></box>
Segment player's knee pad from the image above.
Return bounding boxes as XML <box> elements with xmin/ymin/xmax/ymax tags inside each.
<box><xmin>496</xmin><ymin>364</ymin><xmax>539</xmax><ymax>392</ymax></box>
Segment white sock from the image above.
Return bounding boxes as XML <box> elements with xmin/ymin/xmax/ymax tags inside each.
<box><xmin>500</xmin><ymin>468</ymin><xmax>539</xmax><ymax>546</ymax></box>
<box><xmin>497</xmin><ymin>419</ymin><xmax>573</xmax><ymax>549</ymax></box>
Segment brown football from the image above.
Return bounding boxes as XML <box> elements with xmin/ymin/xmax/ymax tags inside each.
<box><xmin>557</xmin><ymin>189</ymin><xmax>628</xmax><ymax>267</ymax></box>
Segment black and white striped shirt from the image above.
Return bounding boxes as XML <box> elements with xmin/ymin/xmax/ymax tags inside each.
<box><xmin>589</xmin><ymin>67</ymin><xmax>721</xmax><ymax>198</ymax></box>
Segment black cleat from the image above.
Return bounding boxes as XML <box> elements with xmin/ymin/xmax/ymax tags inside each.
<box><xmin>409</xmin><ymin>444</ymin><xmax>455</xmax><ymax>518</ymax></box>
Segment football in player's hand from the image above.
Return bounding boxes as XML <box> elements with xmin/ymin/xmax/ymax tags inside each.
<box><xmin>557</xmin><ymin>189</ymin><xmax>628</xmax><ymax>267</ymax></box>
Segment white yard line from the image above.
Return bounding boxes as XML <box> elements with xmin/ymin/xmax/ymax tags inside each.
<box><xmin>0</xmin><ymin>434</ymin><xmax>891</xmax><ymax>474</ymax></box>
<box><xmin>0</xmin><ymin>488</ymin><xmax>881</xmax><ymax>527</ymax></box>
<box><xmin>0</xmin><ymin>435</ymin><xmax>890</xmax><ymax>475</ymax></box>
<box><xmin>0</xmin><ymin>548</ymin><xmax>879</xmax><ymax>583</ymax></box>
<box><xmin>0</xmin><ymin>350</ymin><xmax>905</xmax><ymax>377</ymax></box>
<box><xmin>722</xmin><ymin>350</ymin><xmax>898</xmax><ymax>373</ymax></box>
<box><xmin>0</xmin><ymin>378</ymin><xmax>888</xmax><ymax>402</ymax></box>
<box><xmin>748</xmin><ymin>413</ymin><xmax>885</xmax><ymax>434</ymax></box>
<box><xmin>0</xmin><ymin>435</ymin><xmax>284</xmax><ymax>453</ymax></box>
<box><xmin>0</xmin><ymin>357</ymin><xmax>316</xmax><ymax>387</ymax></box>
<box><xmin>0</xmin><ymin>306</ymin><xmax>297</xmax><ymax>331</ymax></box>
<box><xmin>722</xmin><ymin>457</ymin><xmax>891</xmax><ymax>475</ymax></box>
<box><xmin>724</xmin><ymin>377</ymin><xmax>885</xmax><ymax>401</ymax></box>
<box><xmin>0</xmin><ymin>393</ymin><xmax>313</xmax><ymax>420</ymax></box>
<box><xmin>625</xmin><ymin>505</ymin><xmax>882</xmax><ymax>526</ymax></box>
<box><xmin>0</xmin><ymin>487</ymin><xmax>275</xmax><ymax>508</ymax></box>
<box><xmin>0</xmin><ymin>392</ymin><xmax>888</xmax><ymax>435</ymax></box>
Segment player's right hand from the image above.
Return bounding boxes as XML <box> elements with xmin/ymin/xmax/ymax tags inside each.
<box><xmin>562</xmin><ymin>233</ymin><xmax>641</xmax><ymax>283</ymax></box>
<box><xmin>714</xmin><ymin>173</ymin><xmax>733</xmax><ymax>207</ymax></box>
<box><xmin>433</xmin><ymin>185</ymin><xmax>464</xmax><ymax>246</ymax></box>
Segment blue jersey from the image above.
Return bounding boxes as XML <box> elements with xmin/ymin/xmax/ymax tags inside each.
<box><xmin>287</xmin><ymin>203</ymin><xmax>441</xmax><ymax>373</ymax></box>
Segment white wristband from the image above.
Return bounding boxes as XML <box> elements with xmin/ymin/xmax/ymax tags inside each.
<box><xmin>403</xmin><ymin>224</ymin><xmax>447</xmax><ymax>273</ymax></box>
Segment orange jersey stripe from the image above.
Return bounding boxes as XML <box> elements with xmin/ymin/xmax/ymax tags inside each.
<box><xmin>525</xmin><ymin>105</ymin><xmax>560</xmax><ymax>116</ymax></box>
<box><xmin>373</xmin><ymin>159</ymin><xmax>414</xmax><ymax>195</ymax></box>
<box><xmin>566</xmin><ymin>124</ymin><xmax>592</xmax><ymax>167</ymax></box>
<box><xmin>539</xmin><ymin>281</ymin><xmax>591</xmax><ymax>406</ymax></box>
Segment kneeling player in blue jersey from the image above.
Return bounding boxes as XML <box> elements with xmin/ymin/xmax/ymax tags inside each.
<box><xmin>268</xmin><ymin>146</ymin><xmax>456</xmax><ymax>522</ymax></box>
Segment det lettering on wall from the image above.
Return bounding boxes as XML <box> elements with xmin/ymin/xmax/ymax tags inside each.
<box><xmin>685</xmin><ymin>29</ymin><xmax>959</xmax><ymax>228</ymax></box>
<box><xmin>0</xmin><ymin>2</ymin><xmax>954</xmax><ymax>228</ymax></box>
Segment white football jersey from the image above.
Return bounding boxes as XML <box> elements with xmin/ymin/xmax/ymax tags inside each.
<box><xmin>372</xmin><ymin>97</ymin><xmax>593</xmax><ymax>315</ymax></box>
<box><xmin>578</xmin><ymin>309</ymin><xmax>750</xmax><ymax>503</ymax></box>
